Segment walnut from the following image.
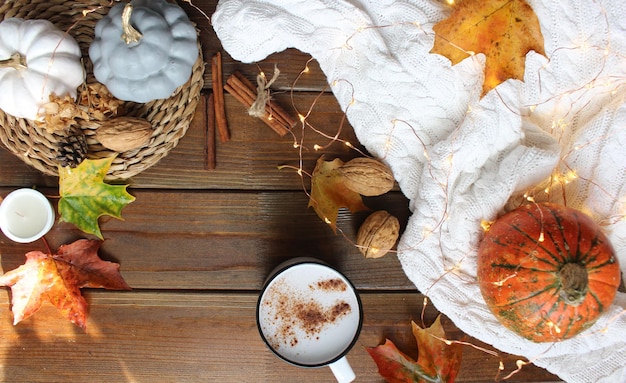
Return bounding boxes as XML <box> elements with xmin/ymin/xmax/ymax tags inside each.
<box><xmin>356</xmin><ymin>210</ymin><xmax>400</xmax><ymax>258</ymax></box>
<box><xmin>338</xmin><ymin>157</ymin><xmax>394</xmax><ymax>196</ymax></box>
<box><xmin>95</xmin><ymin>117</ymin><xmax>153</xmax><ymax>152</ymax></box>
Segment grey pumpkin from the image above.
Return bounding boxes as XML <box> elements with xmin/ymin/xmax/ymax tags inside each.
<box><xmin>89</xmin><ymin>0</ymin><xmax>199</xmax><ymax>103</ymax></box>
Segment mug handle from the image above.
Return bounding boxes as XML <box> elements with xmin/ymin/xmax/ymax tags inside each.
<box><xmin>329</xmin><ymin>356</ymin><xmax>355</xmax><ymax>383</ymax></box>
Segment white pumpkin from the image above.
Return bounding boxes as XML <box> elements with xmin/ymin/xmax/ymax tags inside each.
<box><xmin>0</xmin><ymin>18</ymin><xmax>85</xmax><ymax>120</ymax></box>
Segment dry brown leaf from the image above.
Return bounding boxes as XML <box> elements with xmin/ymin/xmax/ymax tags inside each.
<box><xmin>37</xmin><ymin>94</ymin><xmax>83</xmax><ymax>132</ymax></box>
<box><xmin>80</xmin><ymin>82</ymin><xmax>123</xmax><ymax>120</ymax></box>
<box><xmin>37</xmin><ymin>83</ymin><xmax>123</xmax><ymax>132</ymax></box>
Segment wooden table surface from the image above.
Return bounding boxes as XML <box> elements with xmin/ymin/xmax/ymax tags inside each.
<box><xmin>0</xmin><ymin>1</ymin><xmax>563</xmax><ymax>382</ymax></box>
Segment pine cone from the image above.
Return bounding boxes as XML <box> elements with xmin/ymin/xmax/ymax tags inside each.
<box><xmin>56</xmin><ymin>131</ymin><xmax>88</xmax><ymax>168</ymax></box>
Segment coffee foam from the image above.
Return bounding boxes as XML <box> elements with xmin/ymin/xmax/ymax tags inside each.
<box><xmin>258</xmin><ymin>263</ymin><xmax>361</xmax><ymax>365</ymax></box>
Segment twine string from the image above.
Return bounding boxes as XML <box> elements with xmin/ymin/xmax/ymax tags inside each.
<box><xmin>249</xmin><ymin>65</ymin><xmax>280</xmax><ymax>118</ymax></box>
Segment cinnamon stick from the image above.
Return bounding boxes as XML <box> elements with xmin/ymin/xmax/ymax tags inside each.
<box><xmin>233</xmin><ymin>72</ymin><xmax>297</xmax><ymax>129</ymax></box>
<box><xmin>233</xmin><ymin>71</ymin><xmax>297</xmax><ymax>129</ymax></box>
<box><xmin>205</xmin><ymin>93</ymin><xmax>216</xmax><ymax>170</ymax></box>
<box><xmin>224</xmin><ymin>71</ymin><xmax>296</xmax><ymax>136</ymax></box>
<box><xmin>211</xmin><ymin>52</ymin><xmax>230</xmax><ymax>142</ymax></box>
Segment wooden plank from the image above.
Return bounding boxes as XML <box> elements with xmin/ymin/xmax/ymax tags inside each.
<box><xmin>0</xmin><ymin>188</ymin><xmax>412</xmax><ymax>291</ymax></box>
<box><xmin>0</xmin><ymin>2</ymin><xmax>562</xmax><ymax>381</ymax></box>
<box><xmin>0</xmin><ymin>291</ymin><xmax>561</xmax><ymax>383</ymax></box>
<box><xmin>0</xmin><ymin>147</ymin><xmax>57</xmax><ymax>188</ymax></box>
<box><xmin>130</xmin><ymin>91</ymin><xmax>363</xmax><ymax>189</ymax></box>
<box><xmin>0</xmin><ymin>92</ymin><xmax>367</xmax><ymax>191</ymax></box>
<box><xmin>0</xmin><ymin>3</ymin><xmax>336</xmax><ymax>190</ymax></box>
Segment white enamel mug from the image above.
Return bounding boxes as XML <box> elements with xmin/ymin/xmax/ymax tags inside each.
<box><xmin>256</xmin><ymin>258</ymin><xmax>363</xmax><ymax>383</ymax></box>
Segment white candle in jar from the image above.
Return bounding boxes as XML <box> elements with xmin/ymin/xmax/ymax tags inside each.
<box><xmin>0</xmin><ymin>188</ymin><xmax>55</xmax><ymax>243</ymax></box>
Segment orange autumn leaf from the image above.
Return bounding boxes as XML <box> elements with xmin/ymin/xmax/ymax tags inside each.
<box><xmin>367</xmin><ymin>315</ymin><xmax>463</xmax><ymax>383</ymax></box>
<box><xmin>431</xmin><ymin>0</ymin><xmax>545</xmax><ymax>96</ymax></box>
<box><xmin>412</xmin><ymin>317</ymin><xmax>463</xmax><ymax>382</ymax></box>
<box><xmin>309</xmin><ymin>157</ymin><xmax>369</xmax><ymax>232</ymax></box>
<box><xmin>0</xmin><ymin>239</ymin><xmax>131</xmax><ymax>329</ymax></box>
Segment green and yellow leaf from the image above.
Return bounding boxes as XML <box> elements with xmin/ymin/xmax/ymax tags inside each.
<box><xmin>58</xmin><ymin>157</ymin><xmax>135</xmax><ymax>239</ymax></box>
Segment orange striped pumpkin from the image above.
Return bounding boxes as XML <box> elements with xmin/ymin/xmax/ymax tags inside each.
<box><xmin>477</xmin><ymin>202</ymin><xmax>621</xmax><ymax>342</ymax></box>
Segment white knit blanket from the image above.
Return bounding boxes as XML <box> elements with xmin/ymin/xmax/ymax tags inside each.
<box><xmin>212</xmin><ymin>1</ymin><xmax>626</xmax><ymax>381</ymax></box>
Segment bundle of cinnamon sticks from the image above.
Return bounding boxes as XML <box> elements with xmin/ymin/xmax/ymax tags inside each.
<box><xmin>206</xmin><ymin>52</ymin><xmax>297</xmax><ymax>170</ymax></box>
<box><xmin>224</xmin><ymin>71</ymin><xmax>296</xmax><ymax>136</ymax></box>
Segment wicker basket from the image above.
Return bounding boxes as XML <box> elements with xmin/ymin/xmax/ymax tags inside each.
<box><xmin>0</xmin><ymin>0</ymin><xmax>205</xmax><ymax>180</ymax></box>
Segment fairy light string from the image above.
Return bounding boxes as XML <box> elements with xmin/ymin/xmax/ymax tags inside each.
<box><xmin>18</xmin><ymin>0</ymin><xmax>606</xmax><ymax>378</ymax></box>
<box><xmin>304</xmin><ymin>4</ymin><xmax>623</xmax><ymax>379</ymax></box>
<box><xmin>191</xmin><ymin>0</ymin><xmax>626</xmax><ymax>378</ymax></box>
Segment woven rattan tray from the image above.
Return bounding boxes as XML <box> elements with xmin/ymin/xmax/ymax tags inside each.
<box><xmin>0</xmin><ymin>0</ymin><xmax>204</xmax><ymax>180</ymax></box>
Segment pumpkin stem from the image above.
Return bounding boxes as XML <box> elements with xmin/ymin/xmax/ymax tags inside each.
<box><xmin>0</xmin><ymin>53</ymin><xmax>27</xmax><ymax>70</ymax></box>
<box><xmin>559</xmin><ymin>263</ymin><xmax>588</xmax><ymax>306</ymax></box>
<box><xmin>121</xmin><ymin>3</ymin><xmax>143</xmax><ymax>45</ymax></box>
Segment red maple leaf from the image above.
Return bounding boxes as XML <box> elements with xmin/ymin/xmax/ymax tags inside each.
<box><xmin>0</xmin><ymin>239</ymin><xmax>131</xmax><ymax>329</ymax></box>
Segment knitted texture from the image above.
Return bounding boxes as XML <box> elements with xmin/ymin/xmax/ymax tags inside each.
<box><xmin>212</xmin><ymin>1</ymin><xmax>626</xmax><ymax>381</ymax></box>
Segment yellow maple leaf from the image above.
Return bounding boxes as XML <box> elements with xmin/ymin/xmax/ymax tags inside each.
<box><xmin>431</xmin><ymin>0</ymin><xmax>545</xmax><ymax>96</ymax></box>
<box><xmin>308</xmin><ymin>157</ymin><xmax>369</xmax><ymax>233</ymax></box>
